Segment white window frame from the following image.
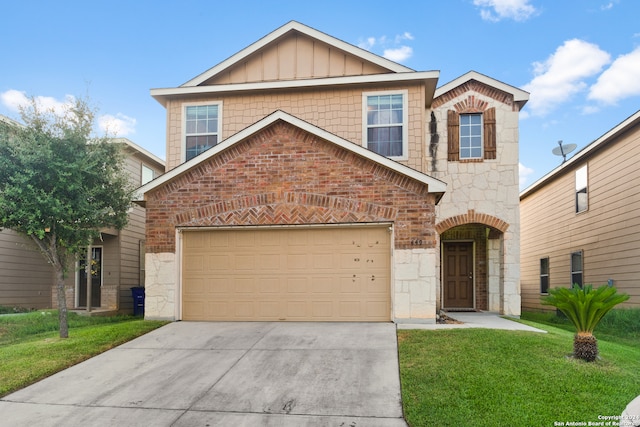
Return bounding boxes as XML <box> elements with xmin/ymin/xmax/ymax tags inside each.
<box><xmin>141</xmin><ymin>164</ymin><xmax>155</xmax><ymax>185</ymax></box>
<box><xmin>571</xmin><ymin>250</ymin><xmax>583</xmax><ymax>288</ymax></box>
<box><xmin>182</xmin><ymin>101</ymin><xmax>223</xmax><ymax>162</ymax></box>
<box><xmin>459</xmin><ymin>113</ymin><xmax>483</xmax><ymax>160</ymax></box>
<box><xmin>540</xmin><ymin>257</ymin><xmax>550</xmax><ymax>294</ymax></box>
<box><xmin>575</xmin><ymin>164</ymin><xmax>588</xmax><ymax>213</ymax></box>
<box><xmin>362</xmin><ymin>90</ymin><xmax>408</xmax><ymax>161</ymax></box>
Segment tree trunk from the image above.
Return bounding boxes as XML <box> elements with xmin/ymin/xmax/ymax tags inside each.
<box><xmin>573</xmin><ymin>333</ymin><xmax>598</xmax><ymax>362</ymax></box>
<box><xmin>54</xmin><ymin>267</ymin><xmax>69</xmax><ymax>339</ymax></box>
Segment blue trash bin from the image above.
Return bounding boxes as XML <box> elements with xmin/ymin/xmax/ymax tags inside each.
<box><xmin>130</xmin><ymin>287</ymin><xmax>145</xmax><ymax>316</ymax></box>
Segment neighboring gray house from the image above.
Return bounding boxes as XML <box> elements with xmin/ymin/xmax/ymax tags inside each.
<box><xmin>0</xmin><ymin>119</ymin><xmax>165</xmax><ymax>312</ymax></box>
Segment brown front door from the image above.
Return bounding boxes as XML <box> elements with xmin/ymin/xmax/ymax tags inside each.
<box><xmin>443</xmin><ymin>242</ymin><xmax>474</xmax><ymax>309</ymax></box>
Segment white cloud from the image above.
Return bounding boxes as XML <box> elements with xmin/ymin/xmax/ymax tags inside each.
<box><xmin>519</xmin><ymin>162</ymin><xmax>535</xmax><ymax>188</ymax></box>
<box><xmin>357</xmin><ymin>37</ymin><xmax>377</xmax><ymax>50</ymax></box>
<box><xmin>588</xmin><ymin>47</ymin><xmax>640</xmax><ymax>105</ymax></box>
<box><xmin>601</xmin><ymin>1</ymin><xmax>615</xmax><ymax>10</ymax></box>
<box><xmin>383</xmin><ymin>46</ymin><xmax>413</xmax><ymax>63</ymax></box>
<box><xmin>473</xmin><ymin>0</ymin><xmax>537</xmax><ymax>22</ymax></box>
<box><xmin>522</xmin><ymin>39</ymin><xmax>611</xmax><ymax>117</ymax></box>
<box><xmin>1</xmin><ymin>89</ymin><xmax>137</xmax><ymax>137</ymax></box>
<box><xmin>98</xmin><ymin>113</ymin><xmax>136</xmax><ymax>137</ymax></box>
<box><xmin>357</xmin><ymin>32</ymin><xmax>414</xmax><ymax>63</ymax></box>
<box><xmin>1</xmin><ymin>89</ymin><xmax>75</xmax><ymax>117</ymax></box>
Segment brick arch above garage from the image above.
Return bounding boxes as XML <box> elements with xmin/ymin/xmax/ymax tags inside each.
<box><xmin>145</xmin><ymin>120</ymin><xmax>439</xmax><ymax>253</ymax></box>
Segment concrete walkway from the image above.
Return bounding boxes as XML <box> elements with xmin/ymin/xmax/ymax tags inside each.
<box><xmin>397</xmin><ymin>311</ymin><xmax>547</xmax><ymax>333</ymax></box>
<box><xmin>0</xmin><ymin>322</ymin><xmax>407</xmax><ymax>427</ymax></box>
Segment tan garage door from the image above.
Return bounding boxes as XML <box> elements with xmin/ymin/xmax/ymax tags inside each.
<box><xmin>181</xmin><ymin>226</ymin><xmax>390</xmax><ymax>321</ymax></box>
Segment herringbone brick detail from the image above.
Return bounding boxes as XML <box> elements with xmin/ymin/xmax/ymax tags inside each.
<box><xmin>146</xmin><ymin>120</ymin><xmax>438</xmax><ymax>253</ymax></box>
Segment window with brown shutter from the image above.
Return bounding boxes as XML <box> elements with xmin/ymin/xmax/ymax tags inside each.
<box><xmin>447</xmin><ymin>110</ymin><xmax>459</xmax><ymax>161</ymax></box>
<box><xmin>483</xmin><ymin>107</ymin><xmax>496</xmax><ymax>160</ymax></box>
<box><xmin>446</xmin><ymin>107</ymin><xmax>497</xmax><ymax>162</ymax></box>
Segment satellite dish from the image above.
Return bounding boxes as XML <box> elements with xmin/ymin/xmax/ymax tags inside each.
<box><xmin>552</xmin><ymin>140</ymin><xmax>577</xmax><ymax>163</ymax></box>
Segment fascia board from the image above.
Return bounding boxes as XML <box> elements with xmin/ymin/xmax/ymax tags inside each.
<box><xmin>152</xmin><ymin>71</ymin><xmax>440</xmax><ymax>105</ymax></box>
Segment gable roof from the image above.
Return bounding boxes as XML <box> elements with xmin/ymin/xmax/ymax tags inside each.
<box><xmin>150</xmin><ymin>21</ymin><xmax>439</xmax><ymax>107</ymax></box>
<box><xmin>112</xmin><ymin>137</ymin><xmax>165</xmax><ymax>169</ymax></box>
<box><xmin>520</xmin><ymin>109</ymin><xmax>640</xmax><ymax>199</ymax></box>
<box><xmin>434</xmin><ymin>70</ymin><xmax>529</xmax><ymax>107</ymax></box>
<box><xmin>182</xmin><ymin>21</ymin><xmax>414</xmax><ymax>88</ymax></box>
<box><xmin>135</xmin><ymin>110</ymin><xmax>446</xmax><ymax>203</ymax></box>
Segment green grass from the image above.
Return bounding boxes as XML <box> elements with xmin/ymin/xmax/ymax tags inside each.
<box><xmin>398</xmin><ymin>313</ymin><xmax>640</xmax><ymax>427</ymax></box>
<box><xmin>0</xmin><ymin>310</ymin><xmax>167</xmax><ymax>397</ymax></box>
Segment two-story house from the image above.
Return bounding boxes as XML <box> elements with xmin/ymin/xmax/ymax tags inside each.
<box><xmin>137</xmin><ymin>21</ymin><xmax>528</xmax><ymax>323</ymax></box>
<box><xmin>520</xmin><ymin>110</ymin><xmax>640</xmax><ymax>312</ymax></box>
<box><xmin>0</xmin><ymin>129</ymin><xmax>165</xmax><ymax>314</ymax></box>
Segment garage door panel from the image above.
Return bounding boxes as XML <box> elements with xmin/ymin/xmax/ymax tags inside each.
<box><xmin>233</xmin><ymin>278</ymin><xmax>256</xmax><ymax>293</ymax></box>
<box><xmin>256</xmin><ymin>253</ymin><xmax>281</xmax><ymax>270</ymax></box>
<box><xmin>234</xmin><ymin>232</ymin><xmax>256</xmax><ymax>247</ymax></box>
<box><xmin>286</xmin><ymin>277</ymin><xmax>308</xmax><ymax>293</ymax></box>
<box><xmin>258</xmin><ymin>278</ymin><xmax>280</xmax><ymax>293</ymax></box>
<box><xmin>208</xmin><ymin>254</ymin><xmax>231</xmax><ymax>269</ymax></box>
<box><xmin>311</xmin><ymin>277</ymin><xmax>334</xmax><ymax>293</ymax></box>
<box><xmin>182</xmin><ymin>226</ymin><xmax>390</xmax><ymax>321</ymax></box>
<box><xmin>312</xmin><ymin>253</ymin><xmax>334</xmax><ymax>269</ymax></box>
<box><xmin>340</xmin><ymin>275</ymin><xmax>362</xmax><ymax>294</ymax></box>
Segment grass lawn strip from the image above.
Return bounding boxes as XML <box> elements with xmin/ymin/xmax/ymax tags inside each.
<box><xmin>0</xmin><ymin>314</ymin><xmax>166</xmax><ymax>397</ymax></box>
<box><xmin>398</xmin><ymin>325</ymin><xmax>639</xmax><ymax>427</ymax></box>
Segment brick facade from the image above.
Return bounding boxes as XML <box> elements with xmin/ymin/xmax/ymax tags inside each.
<box><xmin>145</xmin><ymin>120</ymin><xmax>438</xmax><ymax>253</ymax></box>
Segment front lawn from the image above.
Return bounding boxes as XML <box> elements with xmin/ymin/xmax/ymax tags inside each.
<box><xmin>398</xmin><ymin>316</ymin><xmax>640</xmax><ymax>426</ymax></box>
<box><xmin>0</xmin><ymin>310</ymin><xmax>167</xmax><ymax>397</ymax></box>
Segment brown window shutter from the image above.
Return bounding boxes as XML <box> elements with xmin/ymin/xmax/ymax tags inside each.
<box><xmin>447</xmin><ymin>110</ymin><xmax>459</xmax><ymax>161</ymax></box>
<box><xmin>484</xmin><ymin>107</ymin><xmax>496</xmax><ymax>160</ymax></box>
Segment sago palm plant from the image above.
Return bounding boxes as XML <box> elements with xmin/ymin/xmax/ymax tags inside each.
<box><xmin>541</xmin><ymin>284</ymin><xmax>629</xmax><ymax>362</ymax></box>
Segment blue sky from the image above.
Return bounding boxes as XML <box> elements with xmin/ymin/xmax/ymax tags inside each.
<box><xmin>1</xmin><ymin>0</ymin><xmax>639</xmax><ymax>189</ymax></box>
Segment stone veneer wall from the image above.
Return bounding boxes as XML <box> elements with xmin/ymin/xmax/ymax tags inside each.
<box><xmin>431</xmin><ymin>84</ymin><xmax>522</xmax><ymax>316</ymax></box>
<box><xmin>394</xmin><ymin>248</ymin><xmax>438</xmax><ymax>323</ymax></box>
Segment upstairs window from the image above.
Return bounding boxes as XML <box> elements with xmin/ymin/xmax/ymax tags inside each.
<box><xmin>141</xmin><ymin>164</ymin><xmax>155</xmax><ymax>185</ymax></box>
<box><xmin>447</xmin><ymin>107</ymin><xmax>496</xmax><ymax>161</ymax></box>
<box><xmin>185</xmin><ymin>103</ymin><xmax>221</xmax><ymax>161</ymax></box>
<box><xmin>460</xmin><ymin>113</ymin><xmax>483</xmax><ymax>159</ymax></box>
<box><xmin>363</xmin><ymin>91</ymin><xmax>407</xmax><ymax>159</ymax></box>
<box><xmin>540</xmin><ymin>257</ymin><xmax>550</xmax><ymax>294</ymax></box>
<box><xmin>575</xmin><ymin>164</ymin><xmax>588</xmax><ymax>213</ymax></box>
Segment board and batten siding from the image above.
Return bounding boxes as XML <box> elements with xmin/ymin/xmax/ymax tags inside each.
<box><xmin>0</xmin><ymin>229</ymin><xmax>53</xmax><ymax>308</ymax></box>
<box><xmin>521</xmin><ymin>122</ymin><xmax>640</xmax><ymax>311</ymax></box>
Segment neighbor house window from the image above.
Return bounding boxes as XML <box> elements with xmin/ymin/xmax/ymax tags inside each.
<box><xmin>141</xmin><ymin>164</ymin><xmax>155</xmax><ymax>185</ymax></box>
<box><xmin>363</xmin><ymin>91</ymin><xmax>408</xmax><ymax>158</ymax></box>
<box><xmin>575</xmin><ymin>164</ymin><xmax>588</xmax><ymax>213</ymax></box>
<box><xmin>447</xmin><ymin>107</ymin><xmax>496</xmax><ymax>161</ymax></box>
<box><xmin>185</xmin><ymin>103</ymin><xmax>221</xmax><ymax>161</ymax></box>
<box><xmin>460</xmin><ymin>113</ymin><xmax>483</xmax><ymax>159</ymax></box>
<box><xmin>571</xmin><ymin>251</ymin><xmax>583</xmax><ymax>287</ymax></box>
<box><xmin>540</xmin><ymin>257</ymin><xmax>550</xmax><ymax>294</ymax></box>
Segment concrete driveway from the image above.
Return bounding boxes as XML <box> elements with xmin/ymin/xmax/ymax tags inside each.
<box><xmin>0</xmin><ymin>322</ymin><xmax>407</xmax><ymax>426</ymax></box>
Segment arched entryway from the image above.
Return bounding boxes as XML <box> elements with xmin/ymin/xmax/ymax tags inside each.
<box><xmin>436</xmin><ymin>210</ymin><xmax>508</xmax><ymax>312</ymax></box>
